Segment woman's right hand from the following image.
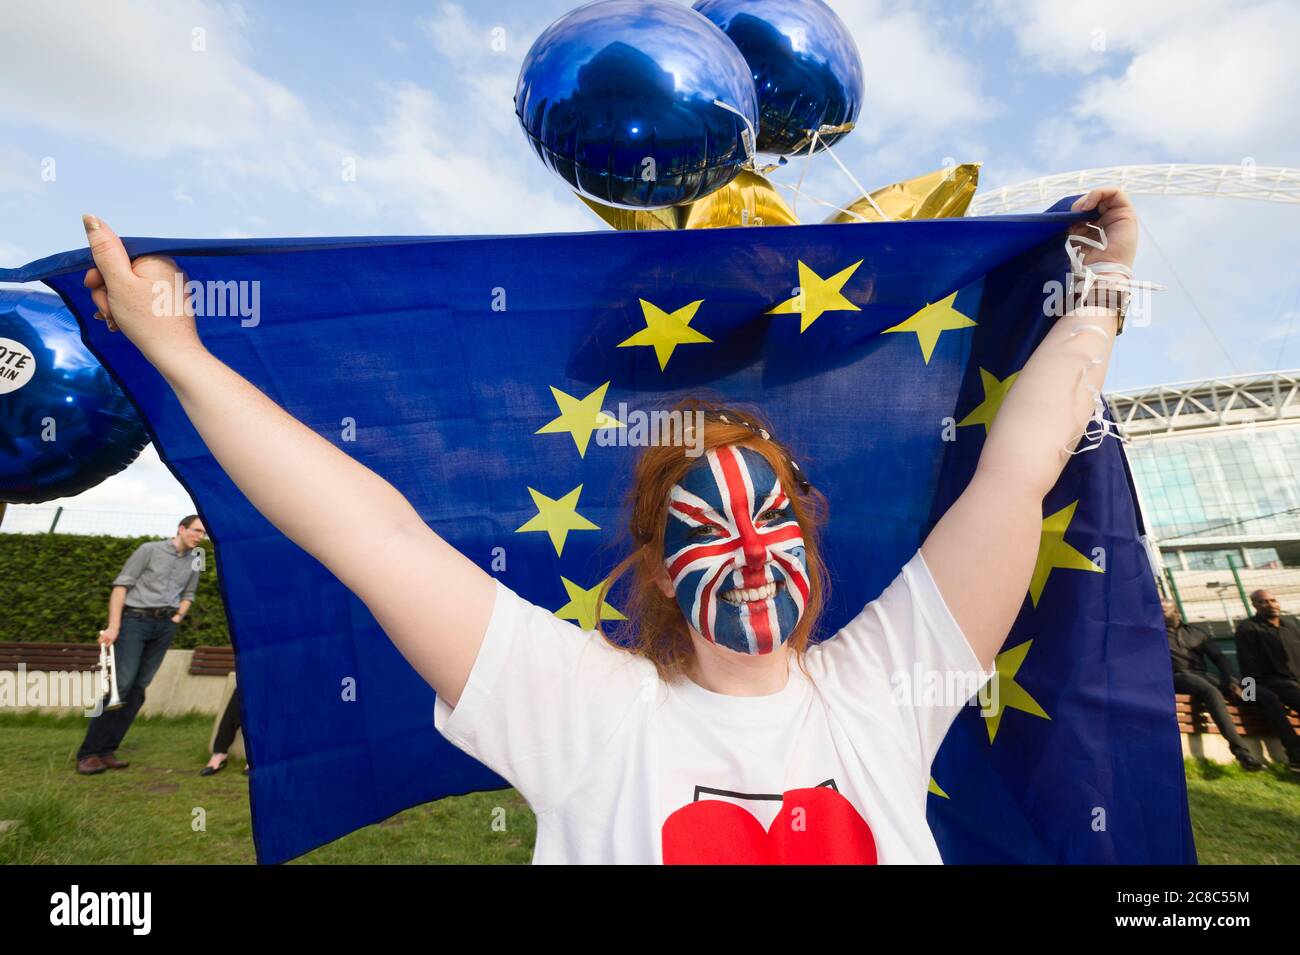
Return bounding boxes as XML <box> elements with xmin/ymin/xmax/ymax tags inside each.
<box><xmin>81</xmin><ymin>214</ymin><xmax>204</xmax><ymax>367</ymax></box>
<box><xmin>98</xmin><ymin>626</ymin><xmax>119</xmax><ymax>647</ymax></box>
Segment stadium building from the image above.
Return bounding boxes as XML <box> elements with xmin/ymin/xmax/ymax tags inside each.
<box><xmin>1108</xmin><ymin>369</ymin><xmax>1300</xmax><ymax>639</ymax></box>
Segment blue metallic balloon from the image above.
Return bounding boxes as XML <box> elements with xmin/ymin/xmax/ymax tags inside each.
<box><xmin>0</xmin><ymin>289</ymin><xmax>149</xmax><ymax>503</ymax></box>
<box><xmin>515</xmin><ymin>0</ymin><xmax>760</xmax><ymax>209</ymax></box>
<box><xmin>693</xmin><ymin>0</ymin><xmax>864</xmax><ymax>156</ymax></box>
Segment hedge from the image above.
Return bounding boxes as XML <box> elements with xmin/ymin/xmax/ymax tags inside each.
<box><xmin>0</xmin><ymin>532</ymin><xmax>230</xmax><ymax>647</ymax></box>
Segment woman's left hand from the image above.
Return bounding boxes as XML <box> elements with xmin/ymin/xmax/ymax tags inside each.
<box><xmin>1070</xmin><ymin>187</ymin><xmax>1138</xmax><ymax>272</ymax></box>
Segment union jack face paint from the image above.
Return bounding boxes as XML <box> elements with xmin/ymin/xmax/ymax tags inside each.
<box><xmin>662</xmin><ymin>445</ymin><xmax>809</xmax><ymax>655</ymax></box>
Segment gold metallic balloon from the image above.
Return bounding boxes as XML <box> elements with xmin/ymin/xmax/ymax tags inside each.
<box><xmin>578</xmin><ymin>170</ymin><xmax>798</xmax><ymax>231</ymax></box>
<box><xmin>824</xmin><ymin>163</ymin><xmax>981</xmax><ymax>224</ymax></box>
<box><xmin>577</xmin><ymin>196</ymin><xmax>680</xmax><ymax>231</ymax></box>
<box><xmin>680</xmin><ymin>170</ymin><xmax>799</xmax><ymax>229</ymax></box>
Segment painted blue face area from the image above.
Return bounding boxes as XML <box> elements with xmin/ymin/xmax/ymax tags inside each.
<box><xmin>662</xmin><ymin>445</ymin><xmax>809</xmax><ymax>655</ymax></box>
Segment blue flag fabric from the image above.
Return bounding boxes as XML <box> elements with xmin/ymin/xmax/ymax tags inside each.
<box><xmin>1</xmin><ymin>201</ymin><xmax>1195</xmax><ymax>864</ymax></box>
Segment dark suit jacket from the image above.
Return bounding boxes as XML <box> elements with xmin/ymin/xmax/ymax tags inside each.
<box><xmin>1234</xmin><ymin>614</ymin><xmax>1300</xmax><ymax>686</ymax></box>
<box><xmin>1167</xmin><ymin>624</ymin><xmax>1234</xmax><ymax>681</ymax></box>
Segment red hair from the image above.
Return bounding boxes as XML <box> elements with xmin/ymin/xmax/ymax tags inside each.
<box><xmin>595</xmin><ymin>396</ymin><xmax>830</xmax><ymax>680</ymax></box>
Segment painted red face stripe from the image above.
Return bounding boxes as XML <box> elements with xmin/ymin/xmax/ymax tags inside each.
<box><xmin>755</xmin><ymin>523</ymin><xmax>802</xmax><ymax>546</ymax></box>
<box><xmin>742</xmin><ymin>584</ymin><xmax>775</xmax><ymax>653</ymax></box>
<box><xmin>714</xmin><ymin>447</ymin><xmax>762</xmax><ymax>574</ymax></box>
<box><xmin>669</xmin><ymin>500</ymin><xmax>725</xmax><ymax>530</ymax></box>
<box><xmin>714</xmin><ymin>447</ymin><xmax>779</xmax><ymax>649</ymax></box>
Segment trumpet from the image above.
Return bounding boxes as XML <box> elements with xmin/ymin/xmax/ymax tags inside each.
<box><xmin>98</xmin><ymin>641</ymin><xmax>124</xmax><ymax>711</ymax></box>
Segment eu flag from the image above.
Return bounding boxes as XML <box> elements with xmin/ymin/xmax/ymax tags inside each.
<box><xmin>2</xmin><ymin>199</ymin><xmax>1195</xmax><ymax>864</ymax></box>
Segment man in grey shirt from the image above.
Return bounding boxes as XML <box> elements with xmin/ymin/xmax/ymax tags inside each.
<box><xmin>76</xmin><ymin>515</ymin><xmax>207</xmax><ymax>775</ymax></box>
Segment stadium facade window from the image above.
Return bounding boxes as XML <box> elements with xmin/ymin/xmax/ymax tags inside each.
<box><xmin>1244</xmin><ymin>546</ymin><xmax>1281</xmax><ymax>569</ymax></box>
<box><xmin>1180</xmin><ymin>548</ymin><xmax>1244</xmax><ymax>571</ymax></box>
<box><xmin>1126</xmin><ymin>426</ymin><xmax>1300</xmax><ymax>545</ymax></box>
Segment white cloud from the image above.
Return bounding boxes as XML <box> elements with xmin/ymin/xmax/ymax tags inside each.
<box><xmin>3</xmin><ymin>444</ymin><xmax>197</xmax><ymax>537</ymax></box>
<box><xmin>0</xmin><ymin>0</ymin><xmax>591</xmax><ymax>235</ymax></box>
<box><xmin>1099</xmin><ymin>194</ymin><xmax>1300</xmax><ymax>388</ymax></box>
<box><xmin>989</xmin><ymin>0</ymin><xmax>1221</xmax><ymax>74</ymax></box>
<box><xmin>0</xmin><ymin>146</ymin><xmax>44</xmax><ymax>196</ymax></box>
<box><xmin>421</xmin><ymin>1</ymin><xmax>491</xmax><ymax>61</ymax></box>
<box><xmin>995</xmin><ymin>0</ymin><xmax>1300</xmax><ymax>160</ymax></box>
<box><xmin>1074</xmin><ymin>2</ymin><xmax>1300</xmax><ymax>158</ymax></box>
<box><xmin>0</xmin><ymin>1</ymin><xmax>315</xmax><ymax>157</ymax></box>
<box><xmin>0</xmin><ymin>242</ymin><xmax>26</xmax><ymax>268</ymax></box>
<box><xmin>346</xmin><ymin>81</ymin><xmax>589</xmax><ymax>234</ymax></box>
<box><xmin>835</xmin><ymin>0</ymin><xmax>997</xmax><ymax>143</ymax></box>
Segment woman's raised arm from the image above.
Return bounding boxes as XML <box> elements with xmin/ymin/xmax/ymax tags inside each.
<box><xmin>81</xmin><ymin>215</ymin><xmax>493</xmax><ymax>707</ymax></box>
<box><xmin>920</xmin><ymin>188</ymin><xmax>1138</xmax><ymax>671</ymax></box>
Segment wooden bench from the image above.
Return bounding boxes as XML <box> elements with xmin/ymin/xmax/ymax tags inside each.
<box><xmin>0</xmin><ymin>642</ymin><xmax>235</xmax><ymax>676</ymax></box>
<box><xmin>1176</xmin><ymin>692</ymin><xmax>1300</xmax><ymax>736</ymax></box>
<box><xmin>189</xmin><ymin>646</ymin><xmax>236</xmax><ymax>677</ymax></box>
<box><xmin>0</xmin><ymin>642</ymin><xmax>100</xmax><ymax>671</ymax></box>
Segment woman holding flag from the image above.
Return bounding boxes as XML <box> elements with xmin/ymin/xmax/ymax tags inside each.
<box><xmin>77</xmin><ymin>186</ymin><xmax>1139</xmax><ymax>863</ymax></box>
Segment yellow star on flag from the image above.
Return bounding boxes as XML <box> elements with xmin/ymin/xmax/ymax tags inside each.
<box><xmin>881</xmin><ymin>291</ymin><xmax>976</xmax><ymax>363</ymax></box>
<box><xmin>536</xmin><ymin>382</ymin><xmax>623</xmax><ymax>457</ymax></box>
<box><xmin>1029</xmin><ymin>499</ymin><xmax>1103</xmax><ymax>607</ymax></box>
<box><xmin>928</xmin><ymin>777</ymin><xmax>949</xmax><ymax>799</ymax></box>
<box><xmin>982</xmin><ymin>639</ymin><xmax>1051</xmax><ymax>744</ymax></box>
<box><xmin>956</xmin><ymin>368</ymin><xmax>1020</xmax><ymax>434</ymax></box>
<box><xmin>617</xmin><ymin>298</ymin><xmax>711</xmax><ymax>371</ymax></box>
<box><xmin>515</xmin><ymin>484</ymin><xmax>599</xmax><ymax>556</ymax></box>
<box><xmin>555</xmin><ymin>576</ymin><xmax>628</xmax><ymax>631</ymax></box>
<box><xmin>767</xmin><ymin>259</ymin><xmax>863</xmax><ymax>332</ymax></box>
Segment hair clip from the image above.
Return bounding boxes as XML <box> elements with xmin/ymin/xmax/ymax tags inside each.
<box><xmin>712</xmin><ymin>412</ymin><xmax>812</xmax><ymax>493</ymax></box>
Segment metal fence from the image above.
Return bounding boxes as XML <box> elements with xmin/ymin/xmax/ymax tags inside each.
<box><xmin>1156</xmin><ymin>554</ymin><xmax>1299</xmax><ymax>671</ymax></box>
<box><xmin>0</xmin><ymin>505</ymin><xmax>186</xmax><ymax>538</ymax></box>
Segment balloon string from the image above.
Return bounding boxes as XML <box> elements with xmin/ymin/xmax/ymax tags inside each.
<box><xmin>777</xmin><ymin>181</ymin><xmax>872</xmax><ymax>222</ymax></box>
<box><xmin>792</xmin><ymin>129</ymin><xmax>820</xmax><ymax>218</ymax></box>
<box><xmin>817</xmin><ymin>136</ymin><xmax>890</xmax><ymax>221</ymax></box>
<box><xmin>712</xmin><ymin>100</ymin><xmax>891</xmax><ymax>223</ymax></box>
<box><xmin>711</xmin><ymin>98</ymin><xmax>759</xmax><ymax>170</ymax></box>
<box><xmin>1057</xmin><ymin>223</ymin><xmax>1162</xmax><ymax>458</ymax></box>
<box><xmin>790</xmin><ymin>128</ymin><xmax>890</xmax><ymax>222</ymax></box>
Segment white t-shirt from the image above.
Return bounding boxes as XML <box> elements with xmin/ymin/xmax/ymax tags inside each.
<box><xmin>433</xmin><ymin>548</ymin><xmax>991</xmax><ymax>864</ymax></box>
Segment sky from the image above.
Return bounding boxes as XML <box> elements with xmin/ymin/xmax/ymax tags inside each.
<box><xmin>1</xmin><ymin>0</ymin><xmax>1297</xmax><ymax>529</ymax></box>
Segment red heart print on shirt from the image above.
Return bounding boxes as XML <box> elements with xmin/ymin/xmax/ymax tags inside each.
<box><xmin>661</xmin><ymin>786</ymin><xmax>878</xmax><ymax>864</ymax></box>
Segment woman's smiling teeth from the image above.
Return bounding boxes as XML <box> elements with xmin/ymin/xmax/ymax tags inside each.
<box><xmin>720</xmin><ymin>581</ymin><xmax>780</xmax><ymax>605</ymax></box>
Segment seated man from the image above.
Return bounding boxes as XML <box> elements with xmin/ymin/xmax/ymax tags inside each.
<box><xmin>1166</xmin><ymin>600</ymin><xmax>1300</xmax><ymax>773</ymax></box>
<box><xmin>1235</xmin><ymin>589</ymin><xmax>1300</xmax><ymax>736</ymax></box>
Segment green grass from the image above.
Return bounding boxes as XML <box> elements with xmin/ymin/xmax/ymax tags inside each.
<box><xmin>0</xmin><ymin>712</ymin><xmax>535</xmax><ymax>864</ymax></box>
<box><xmin>4</xmin><ymin>714</ymin><xmax>1297</xmax><ymax>864</ymax></box>
<box><xmin>1183</xmin><ymin>758</ymin><xmax>1300</xmax><ymax>864</ymax></box>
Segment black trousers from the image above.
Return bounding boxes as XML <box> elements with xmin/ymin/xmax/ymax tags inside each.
<box><xmin>1262</xmin><ymin>679</ymin><xmax>1300</xmax><ymax>715</ymax></box>
<box><xmin>1176</xmin><ymin>671</ymin><xmax>1300</xmax><ymax>761</ymax></box>
<box><xmin>213</xmin><ymin>685</ymin><xmax>245</xmax><ymax>761</ymax></box>
<box><xmin>1257</xmin><ymin>680</ymin><xmax>1300</xmax><ymax>759</ymax></box>
<box><xmin>1174</xmin><ymin>672</ymin><xmax>1255</xmax><ymax>760</ymax></box>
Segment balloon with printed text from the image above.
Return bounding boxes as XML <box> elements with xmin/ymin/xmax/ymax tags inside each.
<box><xmin>0</xmin><ymin>289</ymin><xmax>149</xmax><ymax>503</ymax></box>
